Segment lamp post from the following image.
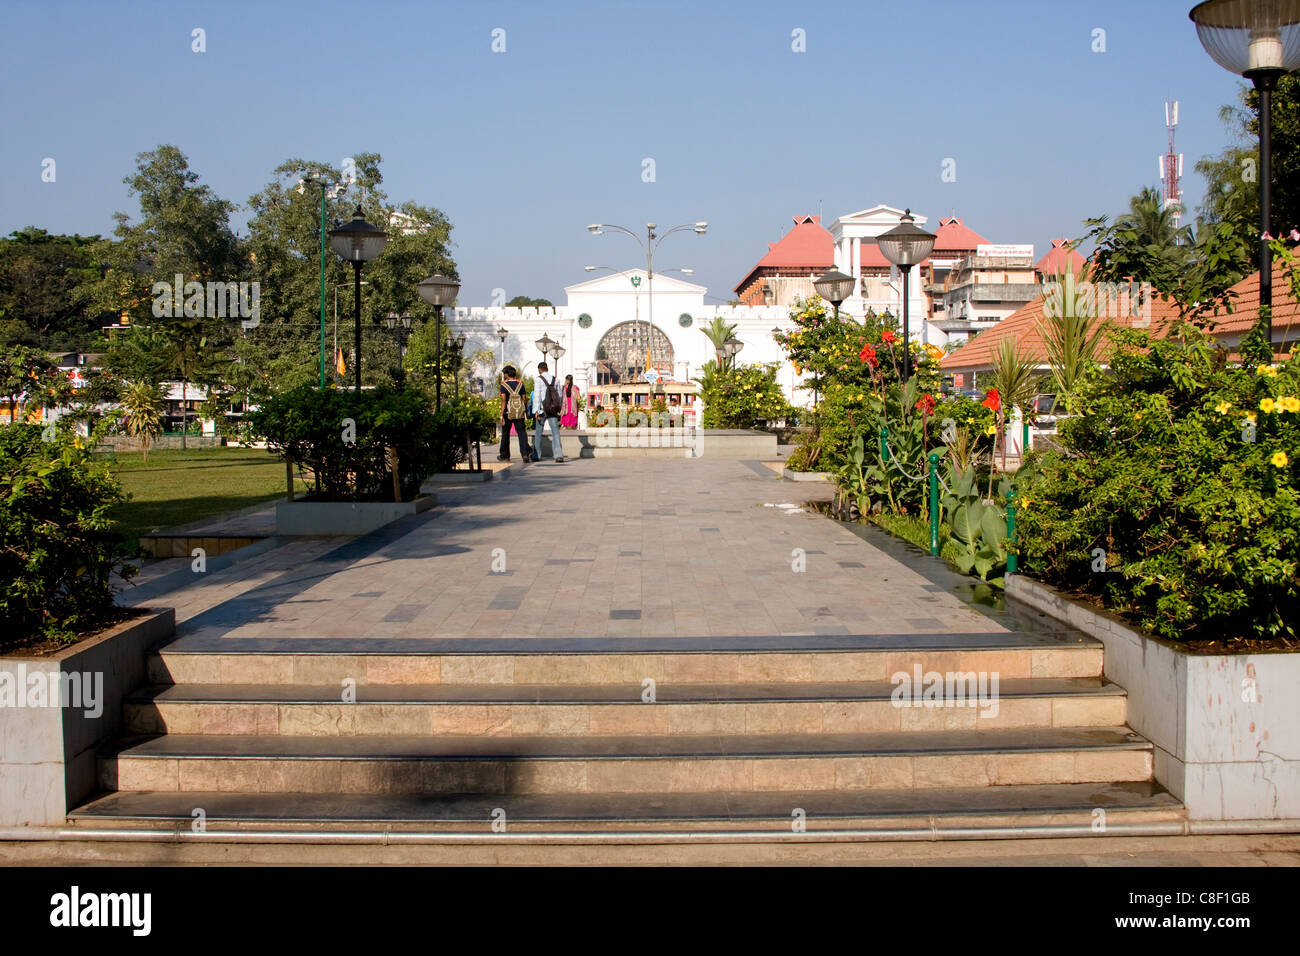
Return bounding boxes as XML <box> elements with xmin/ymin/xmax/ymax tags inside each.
<box><xmin>416</xmin><ymin>273</ymin><xmax>461</xmax><ymax>409</ymax></box>
<box><xmin>1191</xmin><ymin>0</ymin><xmax>1300</xmax><ymax>354</ymax></box>
<box><xmin>327</xmin><ymin>206</ymin><xmax>388</xmax><ymax>392</ymax></box>
<box><xmin>497</xmin><ymin>326</ymin><xmax>509</xmax><ymax>373</ymax></box>
<box><xmin>332</xmin><ymin>280</ymin><xmax>368</xmax><ymax>384</ymax></box>
<box><xmin>722</xmin><ymin>336</ymin><xmax>743</xmax><ymax>370</ymax></box>
<box><xmin>447</xmin><ymin>331</ymin><xmax>466</xmax><ymax>399</ymax></box>
<box><xmin>383</xmin><ymin>312</ymin><xmax>414</xmax><ymax>383</ymax></box>
<box><xmin>812</xmin><ymin>269</ymin><xmax>855</xmax><ymax>431</ymax></box>
<box><xmin>588</xmin><ymin>220</ymin><xmax>707</xmax><ymax>382</ymax></box>
<box><xmin>876</xmin><ymin>210</ymin><xmax>937</xmax><ymax>381</ymax></box>
<box><xmin>298</xmin><ymin>175</ymin><xmax>348</xmax><ymax>388</ymax></box>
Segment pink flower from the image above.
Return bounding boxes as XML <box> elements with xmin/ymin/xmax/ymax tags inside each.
<box><xmin>1290</xmin><ymin>229</ymin><xmax>1300</xmax><ymax>241</ymax></box>
<box><xmin>1262</xmin><ymin>231</ymin><xmax>1275</xmax><ymax>241</ymax></box>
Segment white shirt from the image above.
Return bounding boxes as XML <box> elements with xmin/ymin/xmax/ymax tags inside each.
<box><xmin>532</xmin><ymin>373</ymin><xmax>556</xmax><ymax>416</ymax></box>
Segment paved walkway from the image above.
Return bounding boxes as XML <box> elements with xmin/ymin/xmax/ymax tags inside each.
<box><xmin>121</xmin><ymin>459</ymin><xmax>1055</xmax><ymax>649</ymax></box>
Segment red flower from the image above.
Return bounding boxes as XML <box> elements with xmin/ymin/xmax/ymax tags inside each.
<box><xmin>881</xmin><ymin>329</ymin><xmax>898</xmax><ymax>345</ymax></box>
<box><xmin>915</xmin><ymin>393</ymin><xmax>937</xmax><ymax>417</ymax></box>
<box><xmin>981</xmin><ymin>388</ymin><xmax>1001</xmax><ymax>412</ymax></box>
<box><xmin>859</xmin><ymin>344</ymin><xmax>878</xmax><ymax>367</ymax></box>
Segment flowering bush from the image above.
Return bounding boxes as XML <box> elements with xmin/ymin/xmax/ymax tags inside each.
<box><xmin>1018</xmin><ymin>325</ymin><xmax>1298</xmax><ymax>643</ymax></box>
<box><xmin>696</xmin><ymin>361</ymin><xmax>789</xmax><ymax>429</ymax></box>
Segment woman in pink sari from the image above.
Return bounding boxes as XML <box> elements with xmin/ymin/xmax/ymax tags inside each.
<box><xmin>560</xmin><ymin>375</ymin><xmax>580</xmax><ymax>428</ymax></box>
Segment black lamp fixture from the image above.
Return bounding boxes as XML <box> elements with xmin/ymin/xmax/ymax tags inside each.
<box><xmin>876</xmin><ymin>209</ymin><xmax>937</xmax><ymax>380</ymax></box>
<box><xmin>813</xmin><ymin>268</ymin><xmax>855</xmax><ymax>320</ymax></box>
<box><xmin>1191</xmin><ymin>0</ymin><xmax>1300</xmax><ymax>355</ymax></box>
<box><xmin>328</xmin><ymin>206</ymin><xmax>388</xmax><ymax>392</ymax></box>
<box><xmin>416</xmin><ymin>273</ymin><xmax>461</xmax><ymax>409</ymax></box>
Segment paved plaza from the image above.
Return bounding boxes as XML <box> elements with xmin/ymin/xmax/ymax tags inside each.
<box><xmin>121</xmin><ymin>458</ymin><xmax>1017</xmax><ymax>648</ymax></box>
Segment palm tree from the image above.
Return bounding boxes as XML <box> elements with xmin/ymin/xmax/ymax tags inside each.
<box><xmin>700</xmin><ymin>316</ymin><xmax>738</xmax><ymax>367</ymax></box>
<box><xmin>1037</xmin><ymin>262</ymin><xmax>1111</xmax><ymax>411</ymax></box>
<box><xmin>988</xmin><ymin>338</ymin><xmax>1041</xmax><ymax>472</ymax></box>
<box><xmin>120</xmin><ymin>381</ymin><xmax>164</xmax><ymax>462</ymax></box>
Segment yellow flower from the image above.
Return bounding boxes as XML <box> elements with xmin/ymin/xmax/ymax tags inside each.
<box><xmin>1281</xmin><ymin>396</ymin><xmax>1300</xmax><ymax>413</ymax></box>
<box><xmin>1245</xmin><ymin>411</ymin><xmax>1258</xmax><ymax>424</ymax></box>
<box><xmin>1134</xmin><ymin>411</ymin><xmax>1143</xmax><ymax>420</ymax></box>
<box><xmin>1260</xmin><ymin>397</ymin><xmax>1276</xmax><ymax>413</ymax></box>
<box><xmin>985</xmin><ymin>425</ymin><xmax>997</xmax><ymax>436</ymax></box>
<box><xmin>1271</xmin><ymin>451</ymin><xmax>1289</xmax><ymax>468</ymax></box>
<box><xmin>1215</xmin><ymin>401</ymin><xmax>1233</xmax><ymax>415</ymax></box>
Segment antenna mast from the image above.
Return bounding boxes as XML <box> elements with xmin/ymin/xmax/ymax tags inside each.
<box><xmin>1159</xmin><ymin>100</ymin><xmax>1184</xmax><ymax>227</ymax></box>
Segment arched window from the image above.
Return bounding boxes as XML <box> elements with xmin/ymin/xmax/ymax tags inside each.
<box><xmin>594</xmin><ymin>322</ymin><xmax>674</xmax><ymax>383</ymax></box>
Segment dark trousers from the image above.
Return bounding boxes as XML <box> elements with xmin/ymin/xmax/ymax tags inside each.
<box><xmin>500</xmin><ymin>419</ymin><xmax>529</xmax><ymax>459</ymax></box>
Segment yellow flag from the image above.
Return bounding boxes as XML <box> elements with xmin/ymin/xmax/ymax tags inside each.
<box><xmin>336</xmin><ymin>347</ymin><xmax>347</xmax><ymax>376</ymax></box>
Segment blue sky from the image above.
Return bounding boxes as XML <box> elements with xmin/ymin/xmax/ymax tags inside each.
<box><xmin>0</xmin><ymin>0</ymin><xmax>1260</xmax><ymax>306</ymax></box>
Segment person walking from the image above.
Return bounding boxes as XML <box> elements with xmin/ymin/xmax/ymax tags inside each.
<box><xmin>498</xmin><ymin>366</ymin><xmax>530</xmax><ymax>462</ymax></box>
<box><xmin>560</xmin><ymin>374</ymin><xmax>580</xmax><ymax>429</ymax></box>
<box><xmin>533</xmin><ymin>361</ymin><xmax>565</xmax><ymax>462</ymax></box>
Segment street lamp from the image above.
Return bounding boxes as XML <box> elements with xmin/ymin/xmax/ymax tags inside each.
<box><xmin>876</xmin><ymin>209</ymin><xmax>937</xmax><ymax>380</ymax></box>
<box><xmin>383</xmin><ymin>312</ymin><xmax>414</xmax><ymax>383</ymax></box>
<box><xmin>327</xmin><ymin>206</ymin><xmax>388</xmax><ymax>392</ymax></box>
<box><xmin>1191</xmin><ymin>0</ymin><xmax>1300</xmax><ymax>354</ymax></box>
<box><xmin>416</xmin><ymin>273</ymin><xmax>460</xmax><ymax>409</ymax></box>
<box><xmin>588</xmin><ymin>220</ymin><xmax>707</xmax><ymax>382</ymax></box>
<box><xmin>447</xmin><ymin>330</ymin><xmax>467</xmax><ymax>399</ymax></box>
<box><xmin>813</xmin><ymin>268</ymin><xmax>855</xmax><ymax>320</ymax></box>
<box><xmin>497</xmin><ymin>326</ymin><xmax>509</xmax><ymax>372</ymax></box>
<box><xmin>298</xmin><ymin>174</ymin><xmax>348</xmax><ymax>387</ymax></box>
<box><xmin>722</xmin><ymin>336</ymin><xmax>743</xmax><ymax>370</ymax></box>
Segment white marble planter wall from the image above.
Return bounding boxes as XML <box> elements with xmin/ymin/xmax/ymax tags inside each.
<box><xmin>0</xmin><ymin>609</ymin><xmax>175</xmax><ymax>826</ymax></box>
<box><xmin>1007</xmin><ymin>575</ymin><xmax>1300</xmax><ymax>821</ymax></box>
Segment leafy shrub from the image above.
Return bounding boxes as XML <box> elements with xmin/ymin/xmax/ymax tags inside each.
<box><xmin>250</xmin><ymin>385</ymin><xmax>493</xmax><ymax>501</ymax></box>
<box><xmin>0</xmin><ymin>424</ymin><xmax>136</xmax><ymax>642</ymax></box>
<box><xmin>1018</xmin><ymin>325</ymin><xmax>1299</xmax><ymax>643</ymax></box>
<box><xmin>696</xmin><ymin>361</ymin><xmax>789</xmax><ymax>428</ymax></box>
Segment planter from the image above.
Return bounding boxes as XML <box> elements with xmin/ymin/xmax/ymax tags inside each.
<box><xmin>275</xmin><ymin>495</ymin><xmax>437</xmax><ymax>536</ymax></box>
<box><xmin>1007</xmin><ymin>575</ymin><xmax>1300</xmax><ymax>821</ymax></box>
<box><xmin>782</xmin><ymin>468</ymin><xmax>831</xmax><ymax>482</ymax></box>
<box><xmin>0</xmin><ymin>609</ymin><xmax>175</xmax><ymax>826</ymax></box>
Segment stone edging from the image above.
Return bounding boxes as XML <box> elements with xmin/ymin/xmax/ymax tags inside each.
<box><xmin>1007</xmin><ymin>574</ymin><xmax>1300</xmax><ymax>822</ymax></box>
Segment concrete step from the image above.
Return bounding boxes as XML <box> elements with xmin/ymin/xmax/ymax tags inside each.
<box><xmin>68</xmin><ymin>781</ymin><xmax>1184</xmax><ymax>834</ymax></box>
<box><xmin>147</xmin><ymin>639</ymin><xmax>1102</xmax><ymax>686</ymax></box>
<box><xmin>124</xmin><ymin>678</ymin><xmax>1128</xmax><ymax>737</ymax></box>
<box><xmin>99</xmin><ymin>727</ymin><xmax>1153</xmax><ymax>796</ymax></box>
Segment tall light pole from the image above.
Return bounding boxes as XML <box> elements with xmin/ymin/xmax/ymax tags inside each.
<box><xmin>298</xmin><ymin>174</ymin><xmax>348</xmax><ymax>388</ymax></box>
<box><xmin>327</xmin><ymin>207</ymin><xmax>388</xmax><ymax>393</ymax></box>
<box><xmin>1191</xmin><ymin>0</ymin><xmax>1300</xmax><ymax>355</ymax></box>
<box><xmin>333</xmin><ymin>280</ymin><xmax>367</xmax><ymax>384</ymax></box>
<box><xmin>417</xmin><ymin>274</ymin><xmax>460</xmax><ymax>409</ymax></box>
<box><xmin>497</xmin><ymin>326</ymin><xmax>509</xmax><ymax>374</ymax></box>
<box><xmin>876</xmin><ymin>210</ymin><xmax>937</xmax><ymax>381</ymax></box>
<box><xmin>588</xmin><ymin>221</ymin><xmax>706</xmax><ymax>382</ymax></box>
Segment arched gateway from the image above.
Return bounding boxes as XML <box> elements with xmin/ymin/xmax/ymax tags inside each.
<box><xmin>594</xmin><ymin>321</ymin><xmax>674</xmax><ymax>384</ymax></box>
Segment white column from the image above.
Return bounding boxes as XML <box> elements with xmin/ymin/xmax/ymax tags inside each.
<box><xmin>852</xmin><ymin>238</ymin><xmax>862</xmax><ymax>298</ymax></box>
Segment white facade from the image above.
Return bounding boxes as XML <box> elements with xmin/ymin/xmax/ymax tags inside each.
<box><xmin>445</xmin><ymin>269</ymin><xmax>806</xmax><ymax>408</ymax></box>
<box><xmin>828</xmin><ymin>204</ymin><xmax>937</xmax><ymax>345</ymax></box>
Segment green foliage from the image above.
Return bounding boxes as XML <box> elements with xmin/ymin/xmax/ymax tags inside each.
<box><xmin>695</xmin><ymin>361</ymin><xmax>788</xmax><ymax>429</ymax></box>
<box><xmin>504</xmin><ymin>296</ymin><xmax>553</xmax><ymax>308</ymax></box>
<box><xmin>1082</xmin><ymin>187</ymin><xmax>1193</xmax><ymax>297</ymax></box>
<box><xmin>250</xmin><ymin>385</ymin><xmax>490</xmax><ymax>500</ymax></box>
<box><xmin>119</xmin><ymin>381</ymin><xmax>164</xmax><ymax>460</ymax></box>
<box><xmin>1017</xmin><ymin>326</ymin><xmax>1299</xmax><ymax>643</ymax></box>
<box><xmin>0</xmin><ymin>228</ymin><xmax>102</xmax><ymax>348</ymax></box>
<box><xmin>940</xmin><ymin>464</ymin><xmax>1014</xmax><ymax>585</ymax></box>
<box><xmin>0</xmin><ymin>424</ymin><xmax>135</xmax><ymax>642</ymax></box>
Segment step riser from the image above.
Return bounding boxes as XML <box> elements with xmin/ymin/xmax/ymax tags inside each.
<box><xmin>148</xmin><ymin>647</ymin><xmax>1103</xmax><ymax>686</ymax></box>
<box><xmin>102</xmin><ymin>750</ymin><xmax>1153</xmax><ymax>795</ymax></box>
<box><xmin>126</xmin><ymin>695</ymin><xmax>1128</xmax><ymax>737</ymax></box>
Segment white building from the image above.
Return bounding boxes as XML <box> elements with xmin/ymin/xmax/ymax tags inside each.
<box><xmin>444</xmin><ymin>269</ymin><xmax>798</xmax><ymax>417</ymax></box>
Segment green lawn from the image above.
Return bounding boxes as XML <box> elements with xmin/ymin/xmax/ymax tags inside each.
<box><xmin>107</xmin><ymin>447</ymin><xmax>306</xmax><ymax>546</ymax></box>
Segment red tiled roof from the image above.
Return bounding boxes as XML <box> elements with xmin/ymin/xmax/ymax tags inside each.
<box><xmin>735</xmin><ymin>215</ymin><xmax>834</xmax><ymax>294</ymax></box>
<box><xmin>931</xmin><ymin>216</ymin><xmax>990</xmax><ymax>253</ymax></box>
<box><xmin>1036</xmin><ymin>239</ymin><xmax>1085</xmax><ymax>276</ymax></box>
<box><xmin>942</xmin><ymin>262</ymin><xmax>1300</xmax><ymax>372</ymax></box>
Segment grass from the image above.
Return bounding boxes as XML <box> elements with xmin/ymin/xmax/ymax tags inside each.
<box><xmin>868</xmin><ymin>512</ymin><xmax>966</xmax><ymax>566</ymax></box>
<box><xmin>106</xmin><ymin>447</ymin><xmax>307</xmax><ymax>547</ymax></box>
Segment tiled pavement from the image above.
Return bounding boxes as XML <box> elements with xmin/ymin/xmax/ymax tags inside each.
<box><xmin>122</xmin><ymin>458</ymin><xmax>1044</xmax><ymax>648</ymax></box>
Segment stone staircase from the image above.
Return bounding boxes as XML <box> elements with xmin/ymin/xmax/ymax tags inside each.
<box><xmin>70</xmin><ymin>635</ymin><xmax>1183</xmax><ymax>837</ymax></box>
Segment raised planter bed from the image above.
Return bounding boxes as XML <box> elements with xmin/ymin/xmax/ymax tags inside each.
<box><xmin>275</xmin><ymin>495</ymin><xmax>437</xmax><ymax>536</ymax></box>
<box><xmin>0</xmin><ymin>609</ymin><xmax>175</xmax><ymax>826</ymax></box>
<box><xmin>1007</xmin><ymin>574</ymin><xmax>1300</xmax><ymax>821</ymax></box>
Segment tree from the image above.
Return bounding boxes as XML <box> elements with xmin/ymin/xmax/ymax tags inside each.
<box><xmin>1037</xmin><ymin>264</ymin><xmax>1112</xmax><ymax>412</ymax></box>
<box><xmin>505</xmin><ymin>296</ymin><xmax>553</xmax><ymax>308</ymax></box>
<box><xmin>700</xmin><ymin>316</ymin><xmax>739</xmax><ymax>369</ymax></box>
<box><xmin>0</xmin><ymin>345</ymin><xmax>53</xmax><ymax>422</ymax></box>
<box><xmin>987</xmin><ymin>338</ymin><xmax>1041</xmax><ymax>471</ymax></box>
<box><xmin>1082</xmin><ymin>187</ymin><xmax>1193</xmax><ymax>296</ymax></box>
<box><xmin>0</xmin><ymin>228</ymin><xmax>102</xmax><ymax>347</ymax></box>
<box><xmin>119</xmin><ymin>381</ymin><xmax>163</xmax><ymax>461</ymax></box>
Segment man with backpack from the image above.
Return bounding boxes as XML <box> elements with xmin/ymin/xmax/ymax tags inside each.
<box><xmin>532</xmin><ymin>361</ymin><xmax>565</xmax><ymax>463</ymax></box>
<box><xmin>498</xmin><ymin>366</ymin><xmax>531</xmax><ymax>463</ymax></box>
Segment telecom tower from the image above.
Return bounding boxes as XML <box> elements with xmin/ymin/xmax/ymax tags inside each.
<box><xmin>1159</xmin><ymin>100</ymin><xmax>1184</xmax><ymax>227</ymax></box>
